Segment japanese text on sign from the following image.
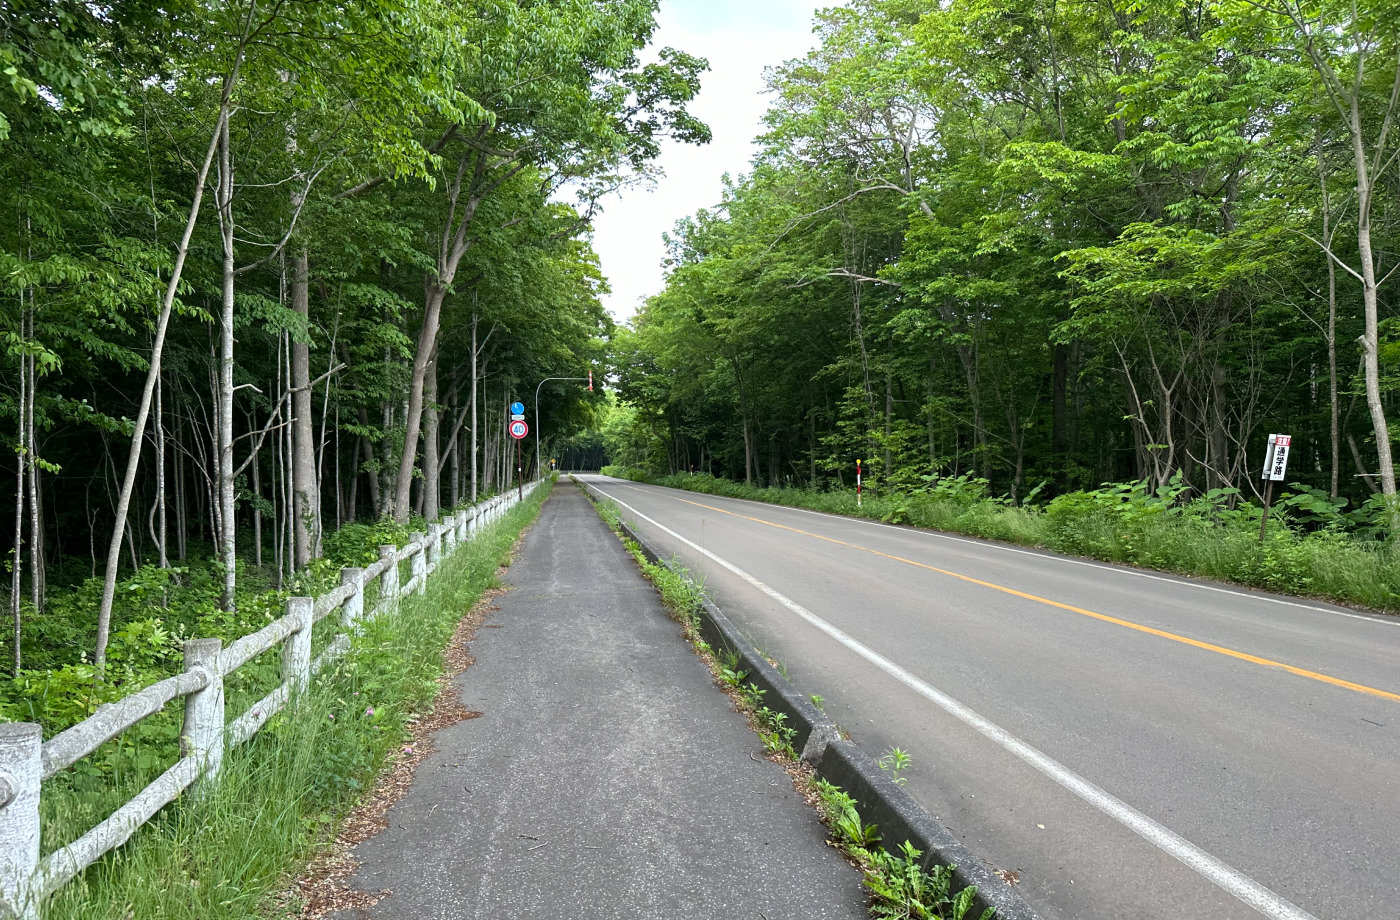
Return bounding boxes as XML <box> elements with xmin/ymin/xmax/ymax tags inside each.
<box><xmin>1262</xmin><ymin>434</ymin><xmax>1292</xmax><ymax>482</ymax></box>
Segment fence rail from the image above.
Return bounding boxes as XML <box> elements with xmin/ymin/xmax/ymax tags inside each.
<box><xmin>0</xmin><ymin>482</ymin><xmax>544</xmax><ymax>920</ymax></box>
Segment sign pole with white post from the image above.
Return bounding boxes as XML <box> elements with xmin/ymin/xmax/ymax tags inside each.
<box><xmin>1258</xmin><ymin>433</ymin><xmax>1292</xmax><ymax>542</ymax></box>
<box><xmin>508</xmin><ymin>402</ymin><xmax>528</xmax><ymax>500</ymax></box>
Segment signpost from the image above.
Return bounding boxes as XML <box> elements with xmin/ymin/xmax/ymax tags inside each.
<box><xmin>508</xmin><ymin>407</ymin><xmax>528</xmax><ymax>499</ymax></box>
<box><xmin>856</xmin><ymin>459</ymin><xmax>862</xmax><ymax>508</ymax></box>
<box><xmin>1258</xmin><ymin>433</ymin><xmax>1292</xmax><ymax>541</ymax></box>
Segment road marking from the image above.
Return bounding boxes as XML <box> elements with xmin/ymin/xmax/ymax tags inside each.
<box><xmin>587</xmin><ymin>481</ymin><xmax>1321</xmax><ymax>920</ymax></box>
<box><xmin>604</xmin><ymin>476</ymin><xmax>1397</xmax><ymax>626</ymax></box>
<box><xmin>630</xmin><ymin>490</ymin><xmax>1400</xmax><ymax>704</ymax></box>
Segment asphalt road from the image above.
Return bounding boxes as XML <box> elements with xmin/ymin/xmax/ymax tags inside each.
<box><xmin>334</xmin><ymin>487</ymin><xmax>865</xmax><ymax>919</ymax></box>
<box><xmin>577</xmin><ymin>475</ymin><xmax>1400</xmax><ymax>920</ymax></box>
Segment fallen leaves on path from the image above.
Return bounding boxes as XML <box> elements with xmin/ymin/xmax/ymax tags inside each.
<box><xmin>290</xmin><ymin>585</ymin><xmax>506</xmax><ymax>918</ymax></box>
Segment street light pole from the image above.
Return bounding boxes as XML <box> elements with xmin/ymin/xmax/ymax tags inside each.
<box><xmin>534</xmin><ymin>373</ymin><xmax>591</xmax><ymax>478</ymax></box>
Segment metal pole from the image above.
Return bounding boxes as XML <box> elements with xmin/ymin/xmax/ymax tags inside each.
<box><xmin>535</xmin><ymin>374</ymin><xmax>590</xmax><ymax>481</ymax></box>
<box><xmin>1258</xmin><ymin>479</ymin><xmax>1274</xmax><ymax>543</ymax></box>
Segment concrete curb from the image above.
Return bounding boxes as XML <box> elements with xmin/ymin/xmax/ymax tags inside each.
<box><xmin>815</xmin><ymin>739</ymin><xmax>1039</xmax><ymax>920</ymax></box>
<box><xmin>574</xmin><ymin>477</ymin><xmax>1042</xmax><ymax>920</ymax></box>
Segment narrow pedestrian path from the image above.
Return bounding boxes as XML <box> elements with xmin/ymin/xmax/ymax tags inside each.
<box><xmin>326</xmin><ymin>484</ymin><xmax>866</xmax><ymax>919</ymax></box>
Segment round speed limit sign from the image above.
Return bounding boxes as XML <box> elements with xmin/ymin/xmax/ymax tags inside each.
<box><xmin>509</xmin><ymin>420</ymin><xmax>529</xmax><ymax>439</ymax></box>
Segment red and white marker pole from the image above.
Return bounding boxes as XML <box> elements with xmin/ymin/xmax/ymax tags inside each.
<box><xmin>856</xmin><ymin>458</ymin><xmax>862</xmax><ymax>508</ymax></box>
<box><xmin>588</xmin><ymin>368</ymin><xmax>593</xmax><ymax>391</ymax></box>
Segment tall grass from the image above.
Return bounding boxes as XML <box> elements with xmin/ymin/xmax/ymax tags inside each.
<box><xmin>601</xmin><ymin>468</ymin><xmax>1400</xmax><ymax>613</ymax></box>
<box><xmin>36</xmin><ymin>484</ymin><xmax>550</xmax><ymax>920</ymax></box>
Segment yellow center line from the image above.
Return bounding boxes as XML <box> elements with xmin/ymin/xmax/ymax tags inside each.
<box><xmin>667</xmin><ymin>494</ymin><xmax>1400</xmax><ymax>704</ymax></box>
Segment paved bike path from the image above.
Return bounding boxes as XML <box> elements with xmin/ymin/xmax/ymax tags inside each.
<box><xmin>327</xmin><ymin>484</ymin><xmax>866</xmax><ymax>919</ymax></box>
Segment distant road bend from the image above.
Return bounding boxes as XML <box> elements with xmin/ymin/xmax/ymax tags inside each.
<box><xmin>579</xmin><ymin>475</ymin><xmax>1400</xmax><ymax>920</ymax></box>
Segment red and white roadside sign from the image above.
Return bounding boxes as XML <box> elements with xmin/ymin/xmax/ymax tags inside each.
<box><xmin>509</xmin><ymin>420</ymin><xmax>529</xmax><ymax>440</ymax></box>
<box><xmin>1262</xmin><ymin>433</ymin><xmax>1292</xmax><ymax>482</ymax></box>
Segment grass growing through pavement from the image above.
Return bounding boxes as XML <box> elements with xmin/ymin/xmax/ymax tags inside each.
<box><xmin>584</xmin><ymin>485</ymin><xmax>993</xmax><ymax>920</ymax></box>
<box><xmin>814</xmin><ymin>779</ymin><xmax>994</xmax><ymax>920</ymax></box>
<box><xmin>38</xmin><ymin>485</ymin><xmax>550</xmax><ymax>920</ymax></box>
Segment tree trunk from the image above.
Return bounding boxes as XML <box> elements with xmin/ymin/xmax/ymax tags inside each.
<box><xmin>283</xmin><ymin>332</ymin><xmax>296</xmax><ymax>585</ymax></box>
<box><xmin>390</xmin><ymin>287</ymin><xmax>442</xmax><ymax>521</ymax></box>
<box><xmin>1290</xmin><ymin>8</ymin><xmax>1400</xmax><ymax>520</ymax></box>
<box><xmin>154</xmin><ymin>369</ymin><xmax>168</xmax><ymax>569</ymax></box>
<box><xmin>883</xmin><ymin>374</ymin><xmax>893</xmax><ymax>480</ymax></box>
<box><xmin>1328</xmin><ymin>241</ymin><xmax>1340</xmax><ymax>499</ymax></box>
<box><xmin>93</xmin><ymin>74</ymin><xmax>240</xmax><ymax>672</ymax></box>
<box><xmin>290</xmin><ymin>248</ymin><xmax>320</xmax><ymax>568</ymax></box>
<box><xmin>354</xmin><ymin>404</ymin><xmax>380</xmax><ymax>516</ymax></box>
<box><xmin>1052</xmin><ymin>344</ymin><xmax>1068</xmax><ymax>471</ymax></box>
<box><xmin>175</xmin><ymin>417</ymin><xmax>187</xmax><ymax>562</ymax></box>
<box><xmin>11</xmin><ymin>300</ymin><xmax>27</xmax><ymax>676</ymax></box>
<box><xmin>24</xmin><ymin>307</ymin><xmax>43</xmax><ymax>616</ymax></box>
<box><xmin>1316</xmin><ymin>141</ymin><xmax>1342</xmax><ymax>498</ymax></box>
<box><xmin>216</xmin><ymin>114</ymin><xmax>238</xmax><ymax>612</ymax></box>
<box><xmin>1352</xmin><ymin>159</ymin><xmax>1395</xmax><ymax>511</ymax></box>
<box><xmin>450</xmin><ymin>389</ymin><xmax>462</xmax><ymax>508</ymax></box>
<box><xmin>333</xmin><ymin>404</ymin><xmax>343</xmax><ymax>525</ymax></box>
<box><xmin>422</xmin><ymin>350</ymin><xmax>441</xmax><ymax>522</ymax></box>
<box><xmin>252</xmin><ymin>430</ymin><xmax>263</xmax><ymax>569</ymax></box>
<box><xmin>471</xmin><ymin>314</ymin><xmax>479</xmax><ymax>501</ymax></box>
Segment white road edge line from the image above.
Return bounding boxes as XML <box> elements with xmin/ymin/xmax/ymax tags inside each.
<box><xmin>606</xmin><ymin>477</ymin><xmax>1394</xmax><ymax>627</ymax></box>
<box><xmin>589</xmin><ymin>481</ymin><xmax>1320</xmax><ymax>920</ymax></box>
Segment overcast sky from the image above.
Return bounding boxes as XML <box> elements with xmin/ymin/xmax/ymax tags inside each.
<box><xmin>588</xmin><ymin>0</ymin><xmax>829</xmax><ymax>323</ymax></box>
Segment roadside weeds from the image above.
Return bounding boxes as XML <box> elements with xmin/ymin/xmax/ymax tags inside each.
<box><xmin>586</xmin><ymin>491</ymin><xmax>995</xmax><ymax>920</ymax></box>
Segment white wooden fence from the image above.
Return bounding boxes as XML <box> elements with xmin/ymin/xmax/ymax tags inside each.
<box><xmin>0</xmin><ymin>482</ymin><xmax>543</xmax><ymax>920</ymax></box>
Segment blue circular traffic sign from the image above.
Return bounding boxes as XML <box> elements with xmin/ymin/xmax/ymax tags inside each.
<box><xmin>510</xmin><ymin>401</ymin><xmax>525</xmax><ymax>416</ymax></box>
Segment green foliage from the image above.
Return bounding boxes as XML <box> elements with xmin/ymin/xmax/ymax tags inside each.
<box><xmin>606</xmin><ymin>469</ymin><xmax>1400</xmax><ymax>611</ymax></box>
<box><xmin>866</xmin><ymin>841</ymin><xmax>994</xmax><ymax>920</ymax></box>
<box><xmin>754</xmin><ymin>705</ymin><xmax>798</xmax><ymax>760</ymax></box>
<box><xmin>878</xmin><ymin>747</ymin><xmax>912</xmax><ymax>786</ymax></box>
<box><xmin>814</xmin><ymin>779</ymin><xmax>881</xmax><ymax>851</ymax></box>
<box><xmin>607</xmin><ymin>0</ymin><xmax>1400</xmax><ymax>564</ymax></box>
<box><xmin>320</xmin><ymin>518</ymin><xmax>414</xmax><ymax>569</ymax></box>
<box><xmin>645</xmin><ymin>559</ymin><xmax>707</xmax><ymax>635</ymax></box>
<box><xmin>36</xmin><ymin>479</ymin><xmax>549</xmax><ymax>920</ymax></box>
<box><xmin>588</xmin><ymin>479</ymin><xmax>990</xmax><ymax>919</ymax></box>
<box><xmin>812</xmin><ymin>780</ymin><xmax>992</xmax><ymax>920</ymax></box>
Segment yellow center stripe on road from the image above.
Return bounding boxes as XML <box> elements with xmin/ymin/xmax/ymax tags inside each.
<box><xmin>667</xmin><ymin>494</ymin><xmax>1400</xmax><ymax>704</ymax></box>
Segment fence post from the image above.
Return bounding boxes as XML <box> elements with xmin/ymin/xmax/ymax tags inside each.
<box><xmin>444</xmin><ymin>516</ymin><xmax>458</xmax><ymax>554</ymax></box>
<box><xmin>378</xmin><ymin>545</ymin><xmax>399</xmax><ymax>605</ymax></box>
<box><xmin>409</xmin><ymin>532</ymin><xmax>427</xmax><ymax>595</ymax></box>
<box><xmin>179</xmin><ymin>638</ymin><xmax>225</xmax><ymax>787</ymax></box>
<box><xmin>456</xmin><ymin>510</ymin><xmax>468</xmax><ymax>543</ymax></box>
<box><xmin>426</xmin><ymin>524</ymin><xmax>441</xmax><ymax>573</ymax></box>
<box><xmin>0</xmin><ymin>723</ymin><xmax>41</xmax><ymax>920</ymax></box>
<box><xmin>340</xmin><ymin>568</ymin><xmax>364</xmax><ymax>630</ymax></box>
<box><xmin>283</xmin><ymin>597</ymin><xmax>314</xmax><ymax>695</ymax></box>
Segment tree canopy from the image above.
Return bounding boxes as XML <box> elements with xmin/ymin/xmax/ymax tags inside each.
<box><xmin>0</xmin><ymin>0</ymin><xmax>707</xmax><ymax>673</ymax></box>
<box><xmin>613</xmin><ymin>0</ymin><xmax>1400</xmax><ymax>531</ymax></box>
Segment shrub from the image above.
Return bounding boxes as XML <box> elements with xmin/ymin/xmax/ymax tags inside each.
<box><xmin>604</xmin><ymin>470</ymin><xmax>1400</xmax><ymax>612</ymax></box>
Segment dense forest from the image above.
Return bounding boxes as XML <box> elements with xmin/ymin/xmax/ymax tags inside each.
<box><xmin>0</xmin><ymin>0</ymin><xmax>706</xmax><ymax>682</ymax></box>
<box><xmin>608</xmin><ymin>0</ymin><xmax>1400</xmax><ymax>531</ymax></box>
<box><xmin>8</xmin><ymin>0</ymin><xmax>1400</xmax><ymax>697</ymax></box>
